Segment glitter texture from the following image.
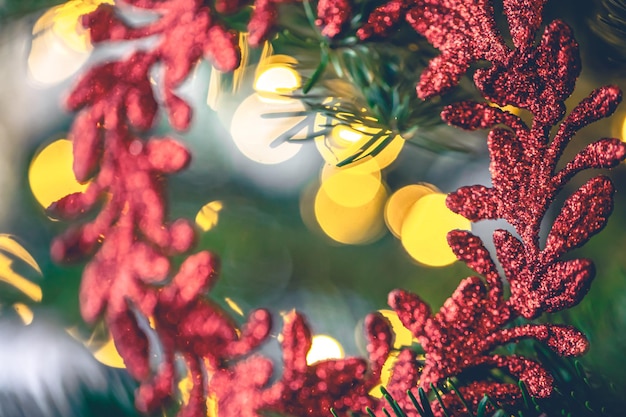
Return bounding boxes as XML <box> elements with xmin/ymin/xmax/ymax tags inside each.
<box><xmin>315</xmin><ymin>0</ymin><xmax>352</xmax><ymax>38</ymax></box>
<box><xmin>56</xmin><ymin>0</ymin><xmax>626</xmax><ymax>416</ymax></box>
<box><xmin>353</xmin><ymin>0</ymin><xmax>625</xmax><ymax>413</ymax></box>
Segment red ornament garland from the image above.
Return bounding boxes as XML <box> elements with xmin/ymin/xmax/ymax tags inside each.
<box><xmin>50</xmin><ymin>0</ymin><xmax>626</xmax><ymax>416</ymax></box>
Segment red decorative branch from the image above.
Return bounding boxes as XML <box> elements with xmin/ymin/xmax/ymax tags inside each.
<box><xmin>50</xmin><ymin>1</ymin><xmax>277</xmax><ymax>415</ymax></box>
<box><xmin>351</xmin><ymin>0</ymin><xmax>626</xmax><ymax>413</ymax></box>
<box><xmin>53</xmin><ymin>0</ymin><xmax>625</xmax><ymax>416</ymax></box>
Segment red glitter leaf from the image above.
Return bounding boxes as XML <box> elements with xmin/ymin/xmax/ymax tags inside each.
<box><xmin>145</xmin><ymin>138</ymin><xmax>191</xmax><ymax>173</ymax></box>
<box><xmin>559</xmin><ymin>138</ymin><xmax>626</xmax><ymax>179</ymax></box>
<box><xmin>489</xmin><ymin>324</ymin><xmax>589</xmax><ymax>357</ymax></box>
<box><xmin>108</xmin><ymin>310</ymin><xmax>151</xmax><ymax>380</ymax></box>
<box><xmin>442</xmin><ymin>101</ymin><xmax>528</xmax><ymax>134</ymax></box>
<box><xmin>503</xmin><ymin>0</ymin><xmax>546</xmax><ymax>47</ymax></box>
<box><xmin>356</xmin><ymin>0</ymin><xmax>406</xmax><ymax>40</ymax></box>
<box><xmin>387</xmin><ymin>289</ymin><xmax>431</xmax><ymax>337</ymax></box>
<box><xmin>488</xmin><ymin>129</ymin><xmax>525</xmax><ymax>188</ymax></box>
<box><xmin>71</xmin><ymin>110</ymin><xmax>102</xmax><ymax>182</ymax></box>
<box><xmin>447</xmin><ymin>230</ymin><xmax>502</xmax><ymax>298</ymax></box>
<box><xmin>364</xmin><ymin>312</ymin><xmax>394</xmax><ymax>374</ymax></box>
<box><xmin>507</xmin><ymin>258</ymin><xmax>595</xmax><ymax>319</ymax></box>
<box><xmin>164</xmin><ymin>93</ymin><xmax>193</xmax><ymax>131</ymax></box>
<box><xmin>406</xmin><ymin>0</ymin><xmax>508</xmax><ymax>99</ymax></box>
<box><xmin>275</xmin><ymin>311</ymin><xmax>386</xmax><ymax>416</ymax></box>
<box><xmin>493</xmin><ymin>229</ymin><xmax>525</xmax><ymax>283</ymax></box>
<box><xmin>541</xmin><ymin>259</ymin><xmax>595</xmax><ymax>312</ymax></box>
<box><xmin>474</xmin><ymin>20</ymin><xmax>580</xmax><ymax>125</ymax></box>
<box><xmin>125</xmin><ymin>86</ymin><xmax>158</xmax><ymax>131</ymax></box>
<box><xmin>435</xmin><ymin>381</ymin><xmax>521</xmax><ymax>417</ymax></box>
<box><xmin>316</xmin><ymin>0</ymin><xmax>352</xmax><ymax>38</ymax></box>
<box><xmin>204</xmin><ymin>25</ymin><xmax>240</xmax><ymax>72</ymax></box>
<box><xmin>47</xmin><ymin>188</ymin><xmax>100</xmax><ymax>220</ymax></box>
<box><xmin>544</xmin><ymin>176</ymin><xmax>614</xmax><ymax>260</ymax></box>
<box><xmin>66</xmin><ymin>63</ymin><xmax>117</xmax><ymax>111</ymax></box>
<box><xmin>446</xmin><ymin>185</ymin><xmax>498</xmax><ymax>221</ymax></box>
<box><xmin>210</xmin><ymin>356</ymin><xmax>277</xmax><ymax>417</ymax></box>
<box><xmin>563</xmin><ymin>86</ymin><xmax>622</xmax><ymax>134</ymax></box>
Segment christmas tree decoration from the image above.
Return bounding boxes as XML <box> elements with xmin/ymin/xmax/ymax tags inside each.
<box><xmin>3</xmin><ymin>0</ymin><xmax>624</xmax><ymax>416</ymax></box>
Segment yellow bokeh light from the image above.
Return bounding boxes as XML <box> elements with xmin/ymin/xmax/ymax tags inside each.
<box><xmin>320</xmin><ymin>163</ymin><xmax>383</xmax><ymax>208</ymax></box>
<box><xmin>34</xmin><ymin>0</ymin><xmax>113</xmax><ymax>52</ymax></box>
<box><xmin>489</xmin><ymin>102</ymin><xmax>521</xmax><ymax>116</ymax></box>
<box><xmin>93</xmin><ymin>337</ymin><xmax>126</xmax><ymax>368</ymax></box>
<box><xmin>400</xmin><ymin>193</ymin><xmax>471</xmax><ymax>267</ymax></box>
<box><xmin>178</xmin><ymin>374</ymin><xmax>218</xmax><ymax>416</ymax></box>
<box><xmin>385</xmin><ymin>184</ymin><xmax>439</xmax><ymax>238</ymax></box>
<box><xmin>0</xmin><ymin>235</ymin><xmax>42</xmax><ymax>302</ymax></box>
<box><xmin>195</xmin><ymin>201</ymin><xmax>223</xmax><ymax>232</ymax></box>
<box><xmin>620</xmin><ymin>114</ymin><xmax>626</xmax><ymax>143</ymax></box>
<box><xmin>29</xmin><ymin>139</ymin><xmax>89</xmax><ymax>209</ymax></box>
<box><xmin>332</xmin><ymin>124</ymin><xmax>363</xmax><ymax>144</ymax></box>
<box><xmin>315</xmin><ymin>118</ymin><xmax>404</xmax><ymax>170</ymax></box>
<box><xmin>224</xmin><ymin>297</ymin><xmax>244</xmax><ymax>317</ymax></box>
<box><xmin>255</xmin><ymin>66</ymin><xmax>301</xmax><ymax>96</ymax></box>
<box><xmin>13</xmin><ymin>303</ymin><xmax>34</xmax><ymax>325</ymax></box>
<box><xmin>0</xmin><ymin>253</ymin><xmax>42</xmax><ymax>302</ymax></box>
<box><xmin>378</xmin><ymin>309</ymin><xmax>414</xmax><ymax>348</ymax></box>
<box><xmin>314</xmin><ymin>181</ymin><xmax>387</xmax><ymax>245</ymax></box>
<box><xmin>306</xmin><ymin>334</ymin><xmax>345</xmax><ymax>365</ymax></box>
<box><xmin>230</xmin><ymin>94</ymin><xmax>305</xmax><ymax>164</ymax></box>
<box><xmin>29</xmin><ymin>0</ymin><xmax>113</xmax><ymax>85</ymax></box>
<box><xmin>369</xmin><ymin>351</ymin><xmax>400</xmax><ymax>398</ymax></box>
<box><xmin>0</xmin><ymin>234</ymin><xmax>42</xmax><ymax>276</ymax></box>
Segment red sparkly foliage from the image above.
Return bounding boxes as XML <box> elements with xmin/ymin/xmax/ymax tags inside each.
<box><xmin>351</xmin><ymin>0</ymin><xmax>626</xmax><ymax>414</ymax></box>
<box><xmin>51</xmin><ymin>0</ymin><xmax>286</xmax><ymax>415</ymax></box>
<box><xmin>55</xmin><ymin>0</ymin><xmax>626</xmax><ymax>416</ymax></box>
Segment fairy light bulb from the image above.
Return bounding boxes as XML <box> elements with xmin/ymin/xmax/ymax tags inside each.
<box><xmin>400</xmin><ymin>193</ymin><xmax>471</xmax><ymax>267</ymax></box>
<box><xmin>195</xmin><ymin>201</ymin><xmax>223</xmax><ymax>232</ymax></box>
<box><xmin>28</xmin><ymin>139</ymin><xmax>89</xmax><ymax>209</ymax></box>
<box><xmin>306</xmin><ymin>335</ymin><xmax>344</xmax><ymax>365</ymax></box>
<box><xmin>385</xmin><ymin>184</ymin><xmax>439</xmax><ymax>238</ymax></box>
<box><xmin>28</xmin><ymin>0</ymin><xmax>113</xmax><ymax>86</ymax></box>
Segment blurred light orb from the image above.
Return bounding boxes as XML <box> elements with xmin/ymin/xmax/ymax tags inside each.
<box><xmin>369</xmin><ymin>351</ymin><xmax>399</xmax><ymax>398</ymax></box>
<box><xmin>0</xmin><ymin>234</ymin><xmax>43</xmax><ymax>303</ymax></box>
<box><xmin>254</xmin><ymin>64</ymin><xmax>301</xmax><ymax>102</ymax></box>
<box><xmin>92</xmin><ymin>337</ymin><xmax>126</xmax><ymax>369</ymax></box>
<box><xmin>306</xmin><ymin>334</ymin><xmax>345</xmax><ymax>365</ymax></box>
<box><xmin>230</xmin><ymin>94</ymin><xmax>305</xmax><ymax>164</ymax></box>
<box><xmin>314</xmin><ymin>181</ymin><xmax>387</xmax><ymax>245</ymax></box>
<box><xmin>29</xmin><ymin>139</ymin><xmax>89</xmax><ymax>209</ymax></box>
<box><xmin>377</xmin><ymin>309</ymin><xmax>414</xmax><ymax>348</ymax></box>
<box><xmin>224</xmin><ymin>297</ymin><xmax>244</xmax><ymax>317</ymax></box>
<box><xmin>320</xmin><ymin>163</ymin><xmax>383</xmax><ymax>208</ymax></box>
<box><xmin>28</xmin><ymin>0</ymin><xmax>112</xmax><ymax>86</ymax></box>
<box><xmin>400</xmin><ymin>193</ymin><xmax>471</xmax><ymax>267</ymax></box>
<box><xmin>385</xmin><ymin>183</ymin><xmax>439</xmax><ymax>238</ymax></box>
<box><xmin>332</xmin><ymin>124</ymin><xmax>363</xmax><ymax>143</ymax></box>
<box><xmin>195</xmin><ymin>200</ymin><xmax>223</xmax><ymax>232</ymax></box>
<box><xmin>315</xmin><ymin>121</ymin><xmax>404</xmax><ymax>170</ymax></box>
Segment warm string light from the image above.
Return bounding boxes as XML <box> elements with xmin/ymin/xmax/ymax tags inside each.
<box><xmin>306</xmin><ymin>334</ymin><xmax>345</xmax><ymax>365</ymax></box>
<box><xmin>229</xmin><ymin>55</ymin><xmax>306</xmax><ymax>165</ymax></box>
<box><xmin>195</xmin><ymin>201</ymin><xmax>224</xmax><ymax>232</ymax></box>
<box><xmin>28</xmin><ymin>0</ymin><xmax>113</xmax><ymax>86</ymax></box>
<box><xmin>28</xmin><ymin>138</ymin><xmax>89</xmax><ymax>210</ymax></box>
<box><xmin>0</xmin><ymin>235</ymin><xmax>41</xmax><ymax>326</ymax></box>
